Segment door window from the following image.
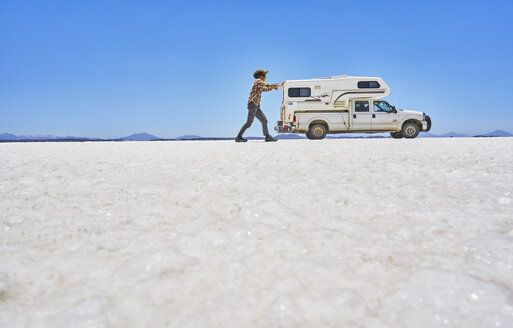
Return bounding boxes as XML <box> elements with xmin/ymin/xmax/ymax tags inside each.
<box><xmin>373</xmin><ymin>101</ymin><xmax>394</xmax><ymax>113</ymax></box>
<box><xmin>355</xmin><ymin>101</ymin><xmax>369</xmax><ymax>112</ymax></box>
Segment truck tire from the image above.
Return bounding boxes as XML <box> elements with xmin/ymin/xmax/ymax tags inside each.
<box><xmin>307</xmin><ymin>124</ymin><xmax>327</xmax><ymax>140</ymax></box>
<box><xmin>425</xmin><ymin>115</ymin><xmax>432</xmax><ymax>132</ymax></box>
<box><xmin>390</xmin><ymin>132</ymin><xmax>403</xmax><ymax>139</ymax></box>
<box><xmin>401</xmin><ymin>122</ymin><xmax>420</xmax><ymax>139</ymax></box>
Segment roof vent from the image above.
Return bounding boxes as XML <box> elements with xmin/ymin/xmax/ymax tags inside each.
<box><xmin>331</xmin><ymin>75</ymin><xmax>348</xmax><ymax>79</ymax></box>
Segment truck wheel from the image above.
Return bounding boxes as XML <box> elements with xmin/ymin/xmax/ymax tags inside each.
<box><xmin>401</xmin><ymin>122</ymin><xmax>420</xmax><ymax>139</ymax></box>
<box><xmin>308</xmin><ymin>124</ymin><xmax>327</xmax><ymax>139</ymax></box>
<box><xmin>390</xmin><ymin>132</ymin><xmax>403</xmax><ymax>139</ymax></box>
<box><xmin>425</xmin><ymin>115</ymin><xmax>432</xmax><ymax>132</ymax></box>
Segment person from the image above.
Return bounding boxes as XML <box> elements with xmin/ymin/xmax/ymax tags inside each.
<box><xmin>236</xmin><ymin>69</ymin><xmax>284</xmax><ymax>142</ymax></box>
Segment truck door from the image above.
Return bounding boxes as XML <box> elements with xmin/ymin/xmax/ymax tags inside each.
<box><xmin>351</xmin><ymin>100</ymin><xmax>373</xmax><ymax>131</ymax></box>
<box><xmin>372</xmin><ymin>100</ymin><xmax>399</xmax><ymax>130</ymax></box>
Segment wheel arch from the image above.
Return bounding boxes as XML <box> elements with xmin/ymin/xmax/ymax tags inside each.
<box><xmin>401</xmin><ymin>119</ymin><xmax>422</xmax><ymax>130</ymax></box>
<box><xmin>308</xmin><ymin>119</ymin><xmax>330</xmax><ymax>131</ymax></box>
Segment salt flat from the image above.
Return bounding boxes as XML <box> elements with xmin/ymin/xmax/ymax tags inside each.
<box><xmin>1</xmin><ymin>138</ymin><xmax>512</xmax><ymax>327</ymax></box>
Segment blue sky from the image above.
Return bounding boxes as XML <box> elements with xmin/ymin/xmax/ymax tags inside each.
<box><xmin>1</xmin><ymin>0</ymin><xmax>512</xmax><ymax>138</ymax></box>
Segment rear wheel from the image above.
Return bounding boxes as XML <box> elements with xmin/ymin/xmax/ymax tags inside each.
<box><xmin>307</xmin><ymin>124</ymin><xmax>327</xmax><ymax>140</ymax></box>
<box><xmin>401</xmin><ymin>122</ymin><xmax>420</xmax><ymax>139</ymax></box>
<box><xmin>390</xmin><ymin>132</ymin><xmax>403</xmax><ymax>139</ymax></box>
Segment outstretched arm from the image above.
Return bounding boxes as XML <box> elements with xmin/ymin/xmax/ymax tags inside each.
<box><xmin>258</xmin><ymin>80</ymin><xmax>281</xmax><ymax>92</ymax></box>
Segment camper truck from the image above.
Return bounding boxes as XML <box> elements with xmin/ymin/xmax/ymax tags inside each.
<box><xmin>274</xmin><ymin>75</ymin><xmax>431</xmax><ymax>139</ymax></box>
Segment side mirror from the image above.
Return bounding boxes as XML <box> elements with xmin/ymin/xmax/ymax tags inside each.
<box><xmin>392</xmin><ymin>106</ymin><xmax>397</xmax><ymax>113</ymax></box>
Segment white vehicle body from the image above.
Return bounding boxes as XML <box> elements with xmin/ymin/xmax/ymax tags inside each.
<box><xmin>275</xmin><ymin>75</ymin><xmax>431</xmax><ymax>139</ymax></box>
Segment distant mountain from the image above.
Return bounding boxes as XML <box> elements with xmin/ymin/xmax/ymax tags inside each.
<box><xmin>0</xmin><ymin>132</ymin><xmax>158</xmax><ymax>142</ymax></box>
<box><xmin>275</xmin><ymin>134</ymin><xmax>306</xmax><ymax>139</ymax></box>
<box><xmin>0</xmin><ymin>133</ymin><xmax>89</xmax><ymax>141</ymax></box>
<box><xmin>119</xmin><ymin>133</ymin><xmax>159</xmax><ymax>141</ymax></box>
<box><xmin>2</xmin><ymin>129</ymin><xmax>512</xmax><ymax>142</ymax></box>
<box><xmin>18</xmin><ymin>134</ymin><xmax>65</xmax><ymax>140</ymax></box>
<box><xmin>418</xmin><ymin>132</ymin><xmax>440</xmax><ymax>138</ymax></box>
<box><xmin>440</xmin><ymin>132</ymin><xmax>468</xmax><ymax>138</ymax></box>
<box><xmin>474</xmin><ymin>130</ymin><xmax>513</xmax><ymax>137</ymax></box>
<box><xmin>174</xmin><ymin>135</ymin><xmax>203</xmax><ymax>140</ymax></box>
<box><xmin>1</xmin><ymin>133</ymin><xmax>62</xmax><ymax>140</ymax></box>
<box><xmin>0</xmin><ymin>133</ymin><xmax>21</xmax><ymax>141</ymax></box>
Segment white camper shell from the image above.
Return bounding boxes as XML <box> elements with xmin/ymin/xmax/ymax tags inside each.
<box><xmin>275</xmin><ymin>75</ymin><xmax>431</xmax><ymax>139</ymax></box>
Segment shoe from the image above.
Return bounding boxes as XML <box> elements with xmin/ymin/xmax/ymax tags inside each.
<box><xmin>235</xmin><ymin>136</ymin><xmax>247</xmax><ymax>142</ymax></box>
<box><xmin>265</xmin><ymin>135</ymin><xmax>278</xmax><ymax>142</ymax></box>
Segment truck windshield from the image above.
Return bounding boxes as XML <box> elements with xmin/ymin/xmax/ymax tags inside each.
<box><xmin>374</xmin><ymin>101</ymin><xmax>394</xmax><ymax>113</ymax></box>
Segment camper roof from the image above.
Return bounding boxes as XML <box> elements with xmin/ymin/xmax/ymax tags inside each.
<box><xmin>286</xmin><ymin>75</ymin><xmax>384</xmax><ymax>83</ymax></box>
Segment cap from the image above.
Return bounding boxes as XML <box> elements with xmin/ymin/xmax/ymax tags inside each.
<box><xmin>253</xmin><ymin>69</ymin><xmax>269</xmax><ymax>79</ymax></box>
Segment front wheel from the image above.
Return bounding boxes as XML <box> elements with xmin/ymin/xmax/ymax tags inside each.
<box><xmin>425</xmin><ymin>115</ymin><xmax>432</xmax><ymax>132</ymax></box>
<box><xmin>401</xmin><ymin>122</ymin><xmax>420</xmax><ymax>139</ymax></box>
<box><xmin>307</xmin><ymin>124</ymin><xmax>327</xmax><ymax>139</ymax></box>
<box><xmin>390</xmin><ymin>132</ymin><xmax>403</xmax><ymax>139</ymax></box>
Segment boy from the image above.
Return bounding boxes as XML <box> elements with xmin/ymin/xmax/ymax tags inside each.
<box><xmin>236</xmin><ymin>70</ymin><xmax>284</xmax><ymax>142</ymax></box>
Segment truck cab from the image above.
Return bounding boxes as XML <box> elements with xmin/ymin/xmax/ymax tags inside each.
<box><xmin>275</xmin><ymin>75</ymin><xmax>431</xmax><ymax>139</ymax></box>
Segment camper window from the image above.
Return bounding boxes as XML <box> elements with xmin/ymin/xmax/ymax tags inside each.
<box><xmin>355</xmin><ymin>101</ymin><xmax>369</xmax><ymax>112</ymax></box>
<box><xmin>288</xmin><ymin>88</ymin><xmax>311</xmax><ymax>97</ymax></box>
<box><xmin>357</xmin><ymin>81</ymin><xmax>380</xmax><ymax>88</ymax></box>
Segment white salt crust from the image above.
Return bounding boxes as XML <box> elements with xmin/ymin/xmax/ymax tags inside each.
<box><xmin>1</xmin><ymin>138</ymin><xmax>512</xmax><ymax>327</ymax></box>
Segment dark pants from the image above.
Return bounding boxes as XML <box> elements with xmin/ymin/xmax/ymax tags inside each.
<box><xmin>238</xmin><ymin>102</ymin><xmax>269</xmax><ymax>137</ymax></box>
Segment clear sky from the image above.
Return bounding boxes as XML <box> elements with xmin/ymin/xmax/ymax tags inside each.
<box><xmin>1</xmin><ymin>0</ymin><xmax>512</xmax><ymax>138</ymax></box>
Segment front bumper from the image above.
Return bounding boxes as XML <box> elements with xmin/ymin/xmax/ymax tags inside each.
<box><xmin>424</xmin><ymin>115</ymin><xmax>432</xmax><ymax>132</ymax></box>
